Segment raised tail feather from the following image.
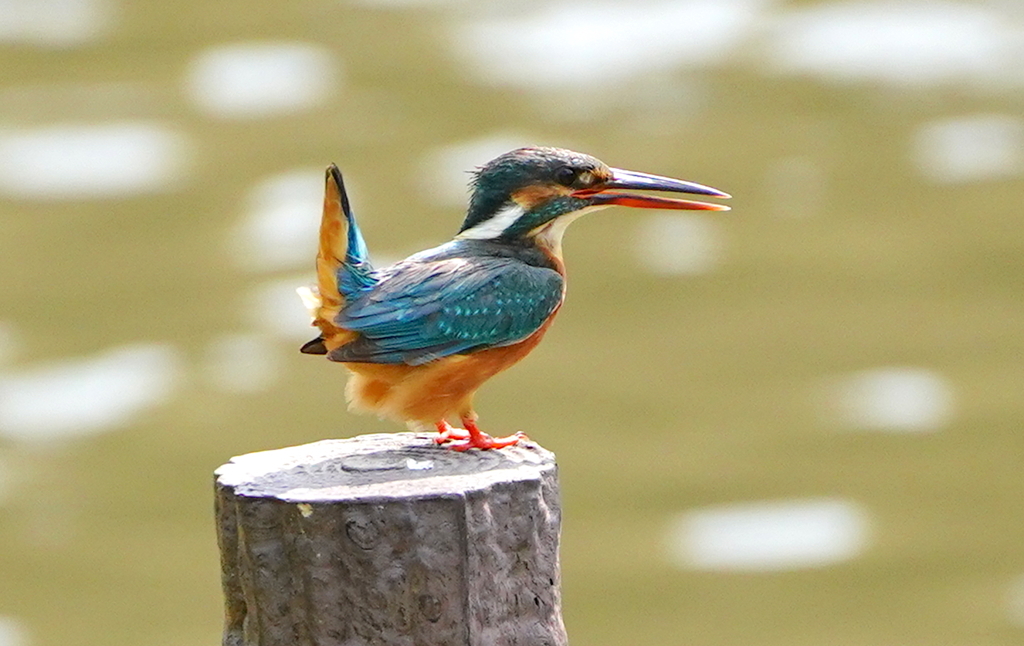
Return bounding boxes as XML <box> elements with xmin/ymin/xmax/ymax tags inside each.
<box><xmin>299</xmin><ymin>164</ymin><xmax>377</xmax><ymax>355</ymax></box>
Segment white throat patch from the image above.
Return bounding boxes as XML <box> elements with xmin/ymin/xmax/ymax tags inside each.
<box><xmin>531</xmin><ymin>204</ymin><xmax>609</xmax><ymax>256</ymax></box>
<box><xmin>455</xmin><ymin>202</ymin><xmax>526</xmax><ymax>240</ymax></box>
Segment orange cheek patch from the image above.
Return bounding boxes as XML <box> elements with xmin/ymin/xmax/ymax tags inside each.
<box><xmin>511</xmin><ymin>184</ymin><xmax>567</xmax><ymax>210</ymax></box>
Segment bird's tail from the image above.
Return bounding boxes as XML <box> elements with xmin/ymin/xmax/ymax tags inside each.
<box><xmin>299</xmin><ymin>164</ymin><xmax>375</xmax><ymax>355</ymax></box>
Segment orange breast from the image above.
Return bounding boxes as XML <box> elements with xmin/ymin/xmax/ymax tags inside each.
<box><xmin>342</xmin><ymin>307</ymin><xmax>560</xmax><ymax>425</ymax></box>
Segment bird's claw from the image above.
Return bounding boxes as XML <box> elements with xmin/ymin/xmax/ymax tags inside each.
<box><xmin>433</xmin><ymin>422</ymin><xmax>470</xmax><ymax>444</ymax></box>
<box><xmin>434</xmin><ymin>420</ymin><xmax>526</xmax><ymax>450</ymax></box>
<box><xmin>445</xmin><ymin>430</ymin><xmax>527</xmax><ymax>452</ymax></box>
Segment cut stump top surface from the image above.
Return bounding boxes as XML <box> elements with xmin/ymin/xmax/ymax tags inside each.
<box><xmin>214</xmin><ymin>432</ymin><xmax>557</xmax><ymax>503</ymax></box>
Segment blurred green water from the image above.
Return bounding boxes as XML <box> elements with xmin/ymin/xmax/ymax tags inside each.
<box><xmin>1</xmin><ymin>2</ymin><xmax>1024</xmax><ymax>645</ymax></box>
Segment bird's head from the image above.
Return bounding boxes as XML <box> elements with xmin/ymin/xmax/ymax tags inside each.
<box><xmin>456</xmin><ymin>147</ymin><xmax>730</xmax><ymax>254</ymax></box>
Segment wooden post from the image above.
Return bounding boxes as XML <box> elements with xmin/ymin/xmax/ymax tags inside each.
<box><xmin>214</xmin><ymin>432</ymin><xmax>566</xmax><ymax>646</ymax></box>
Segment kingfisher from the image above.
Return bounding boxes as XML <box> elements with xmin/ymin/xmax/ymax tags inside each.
<box><xmin>299</xmin><ymin>147</ymin><xmax>729</xmax><ymax>450</ymax></box>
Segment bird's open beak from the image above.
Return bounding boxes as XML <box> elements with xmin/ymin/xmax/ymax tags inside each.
<box><xmin>574</xmin><ymin>168</ymin><xmax>731</xmax><ymax>211</ymax></box>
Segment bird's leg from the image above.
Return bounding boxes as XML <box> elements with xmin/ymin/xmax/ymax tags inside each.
<box><xmin>434</xmin><ymin>420</ymin><xmax>469</xmax><ymax>444</ymax></box>
<box><xmin>445</xmin><ymin>417</ymin><xmax>525</xmax><ymax>451</ymax></box>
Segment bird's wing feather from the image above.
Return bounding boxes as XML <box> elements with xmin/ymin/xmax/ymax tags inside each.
<box><xmin>328</xmin><ymin>257</ymin><xmax>563</xmax><ymax>365</ymax></box>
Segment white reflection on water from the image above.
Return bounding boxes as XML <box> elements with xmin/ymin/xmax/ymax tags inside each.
<box><xmin>0</xmin><ymin>617</ymin><xmax>27</xmax><ymax>646</ymax></box>
<box><xmin>252</xmin><ymin>276</ymin><xmax>321</xmax><ymax>341</ymax></box>
<box><xmin>232</xmin><ymin>169</ymin><xmax>325</xmax><ymax>271</ymax></box>
<box><xmin>768</xmin><ymin>1</ymin><xmax>1023</xmax><ymax>88</ymax></box>
<box><xmin>454</xmin><ymin>0</ymin><xmax>1024</xmax><ymax>93</ymax></box>
<box><xmin>0</xmin><ymin>344</ymin><xmax>180</xmax><ymax>443</ymax></box>
<box><xmin>0</xmin><ymin>0</ymin><xmax>111</xmax><ymax>47</ymax></box>
<box><xmin>0</xmin><ymin>122</ymin><xmax>188</xmax><ymax>199</ymax></box>
<box><xmin>419</xmin><ymin>134</ymin><xmax>540</xmax><ymax>208</ymax></box>
<box><xmin>455</xmin><ymin>0</ymin><xmax>772</xmax><ymax>88</ymax></box>
<box><xmin>185</xmin><ymin>42</ymin><xmax>339</xmax><ymax>118</ymax></box>
<box><xmin>634</xmin><ymin>213</ymin><xmax>722</xmax><ymax>275</ymax></box>
<box><xmin>913</xmin><ymin>114</ymin><xmax>1024</xmax><ymax>184</ymax></box>
<box><xmin>826</xmin><ymin>367</ymin><xmax>954</xmax><ymax>433</ymax></box>
<box><xmin>667</xmin><ymin>498</ymin><xmax>871</xmax><ymax>571</ymax></box>
<box><xmin>203</xmin><ymin>334</ymin><xmax>281</xmax><ymax>394</ymax></box>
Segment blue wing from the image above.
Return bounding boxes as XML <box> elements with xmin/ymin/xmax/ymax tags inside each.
<box><xmin>328</xmin><ymin>256</ymin><xmax>564</xmax><ymax>365</ymax></box>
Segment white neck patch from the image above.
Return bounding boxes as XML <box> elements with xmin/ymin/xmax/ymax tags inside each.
<box><xmin>531</xmin><ymin>204</ymin><xmax>609</xmax><ymax>257</ymax></box>
<box><xmin>455</xmin><ymin>202</ymin><xmax>526</xmax><ymax>240</ymax></box>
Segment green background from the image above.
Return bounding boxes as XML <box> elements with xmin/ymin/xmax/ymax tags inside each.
<box><xmin>1</xmin><ymin>1</ymin><xmax>1023</xmax><ymax>645</ymax></box>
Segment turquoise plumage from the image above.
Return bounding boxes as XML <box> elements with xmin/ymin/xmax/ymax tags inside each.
<box><xmin>330</xmin><ymin>243</ymin><xmax>563</xmax><ymax>365</ymax></box>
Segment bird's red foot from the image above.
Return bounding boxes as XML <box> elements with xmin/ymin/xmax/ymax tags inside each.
<box><xmin>446</xmin><ymin>432</ymin><xmax>525</xmax><ymax>451</ymax></box>
<box><xmin>434</xmin><ymin>420</ymin><xmax>470</xmax><ymax>444</ymax></box>
<box><xmin>443</xmin><ymin>418</ymin><xmax>527</xmax><ymax>451</ymax></box>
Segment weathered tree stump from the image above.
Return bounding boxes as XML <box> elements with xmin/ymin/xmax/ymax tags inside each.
<box><xmin>214</xmin><ymin>432</ymin><xmax>566</xmax><ymax>646</ymax></box>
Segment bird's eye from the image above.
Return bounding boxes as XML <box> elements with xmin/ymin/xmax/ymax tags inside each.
<box><xmin>554</xmin><ymin>166</ymin><xmax>577</xmax><ymax>187</ymax></box>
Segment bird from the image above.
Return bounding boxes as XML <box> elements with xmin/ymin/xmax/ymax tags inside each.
<box><xmin>299</xmin><ymin>147</ymin><xmax>729</xmax><ymax>450</ymax></box>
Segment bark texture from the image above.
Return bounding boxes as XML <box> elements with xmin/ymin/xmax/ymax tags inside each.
<box><xmin>215</xmin><ymin>432</ymin><xmax>565</xmax><ymax>646</ymax></box>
